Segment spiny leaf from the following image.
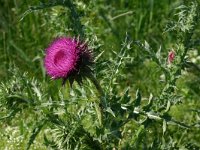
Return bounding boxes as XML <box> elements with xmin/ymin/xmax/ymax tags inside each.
<box><xmin>163</xmin><ymin>120</ymin><xmax>167</xmax><ymax>135</ymax></box>
<box><xmin>106</xmin><ymin>107</ymin><xmax>116</xmax><ymax>117</ymax></box>
<box><xmin>26</xmin><ymin>119</ymin><xmax>47</xmax><ymax>150</ymax></box>
<box><xmin>134</xmin><ymin>89</ymin><xmax>141</xmax><ymax>107</ymax></box>
<box><xmin>143</xmin><ymin>93</ymin><xmax>153</xmax><ymax>111</ymax></box>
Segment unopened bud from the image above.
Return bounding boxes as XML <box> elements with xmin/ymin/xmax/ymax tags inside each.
<box><xmin>168</xmin><ymin>51</ymin><xmax>175</xmax><ymax>64</ymax></box>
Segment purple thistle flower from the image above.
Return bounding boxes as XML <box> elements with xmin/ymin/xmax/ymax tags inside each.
<box><xmin>44</xmin><ymin>37</ymin><xmax>93</xmax><ymax>85</ymax></box>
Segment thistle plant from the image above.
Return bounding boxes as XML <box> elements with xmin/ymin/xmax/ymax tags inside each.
<box><xmin>0</xmin><ymin>0</ymin><xmax>200</xmax><ymax>150</ymax></box>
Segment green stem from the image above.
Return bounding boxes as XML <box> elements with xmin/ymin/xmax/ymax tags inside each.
<box><xmin>88</xmin><ymin>74</ymin><xmax>105</xmax><ymax>126</ymax></box>
<box><xmin>89</xmin><ymin>74</ymin><xmax>106</xmax><ymax>109</ymax></box>
<box><xmin>88</xmin><ymin>74</ymin><xmax>104</xmax><ymax>97</ymax></box>
<box><xmin>63</xmin><ymin>0</ymin><xmax>85</xmax><ymax>38</ymax></box>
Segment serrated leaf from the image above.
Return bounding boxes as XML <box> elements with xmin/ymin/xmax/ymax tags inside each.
<box><xmin>163</xmin><ymin>120</ymin><xmax>167</xmax><ymax>135</ymax></box>
<box><xmin>26</xmin><ymin>119</ymin><xmax>47</xmax><ymax>150</ymax></box>
<box><xmin>94</xmin><ymin>102</ymin><xmax>102</xmax><ymax>126</ymax></box>
<box><xmin>134</xmin><ymin>89</ymin><xmax>141</xmax><ymax>107</ymax></box>
<box><xmin>143</xmin><ymin>93</ymin><xmax>153</xmax><ymax>111</ymax></box>
<box><xmin>156</xmin><ymin>45</ymin><xmax>161</xmax><ymax>60</ymax></box>
<box><xmin>144</xmin><ymin>40</ymin><xmax>150</xmax><ymax>51</ymax></box>
<box><xmin>106</xmin><ymin>107</ymin><xmax>116</xmax><ymax>117</ymax></box>
<box><xmin>120</xmin><ymin>87</ymin><xmax>131</xmax><ymax>104</ymax></box>
<box><xmin>165</xmin><ymin>101</ymin><xmax>171</xmax><ymax>112</ymax></box>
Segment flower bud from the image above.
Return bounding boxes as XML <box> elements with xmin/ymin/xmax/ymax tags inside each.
<box><xmin>168</xmin><ymin>51</ymin><xmax>175</xmax><ymax>64</ymax></box>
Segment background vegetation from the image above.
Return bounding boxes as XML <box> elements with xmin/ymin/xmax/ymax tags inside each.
<box><xmin>0</xmin><ymin>0</ymin><xmax>200</xmax><ymax>149</ymax></box>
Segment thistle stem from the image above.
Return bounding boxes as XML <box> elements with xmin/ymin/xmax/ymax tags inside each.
<box><xmin>88</xmin><ymin>74</ymin><xmax>104</xmax><ymax>97</ymax></box>
<box><xmin>88</xmin><ymin>74</ymin><xmax>105</xmax><ymax>126</ymax></box>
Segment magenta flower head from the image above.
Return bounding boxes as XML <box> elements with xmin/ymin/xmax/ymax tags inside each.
<box><xmin>44</xmin><ymin>36</ymin><xmax>93</xmax><ymax>85</ymax></box>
